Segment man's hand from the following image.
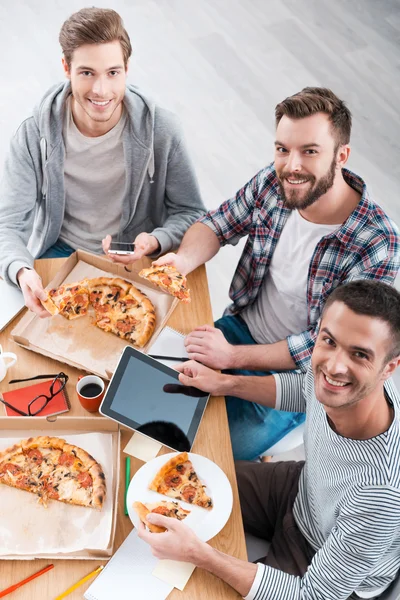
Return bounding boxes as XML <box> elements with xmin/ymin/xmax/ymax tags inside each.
<box><xmin>102</xmin><ymin>233</ymin><xmax>160</xmax><ymax>265</ymax></box>
<box><xmin>137</xmin><ymin>513</ymin><xmax>209</xmax><ymax>563</ymax></box>
<box><xmin>184</xmin><ymin>325</ymin><xmax>236</xmax><ymax>370</ymax></box>
<box><xmin>175</xmin><ymin>360</ymin><xmax>229</xmax><ymax>396</ymax></box>
<box><xmin>152</xmin><ymin>252</ymin><xmax>190</xmax><ymax>275</ymax></box>
<box><xmin>17</xmin><ymin>268</ymin><xmax>50</xmax><ymax>318</ymax></box>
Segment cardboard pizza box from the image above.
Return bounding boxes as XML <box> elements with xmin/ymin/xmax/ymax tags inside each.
<box><xmin>0</xmin><ymin>415</ymin><xmax>120</xmax><ymax>560</ymax></box>
<box><xmin>10</xmin><ymin>250</ymin><xmax>178</xmax><ymax>379</ymax></box>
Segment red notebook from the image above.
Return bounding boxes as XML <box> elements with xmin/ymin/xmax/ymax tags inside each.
<box><xmin>2</xmin><ymin>379</ymin><xmax>71</xmax><ymax>417</ymax></box>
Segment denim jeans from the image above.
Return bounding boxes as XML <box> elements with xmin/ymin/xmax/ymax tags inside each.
<box><xmin>39</xmin><ymin>239</ymin><xmax>75</xmax><ymax>259</ymax></box>
<box><xmin>215</xmin><ymin>314</ymin><xmax>306</xmax><ymax>461</ymax></box>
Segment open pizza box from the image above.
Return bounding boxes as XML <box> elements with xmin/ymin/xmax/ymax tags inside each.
<box><xmin>10</xmin><ymin>250</ymin><xmax>179</xmax><ymax>379</ymax></box>
<box><xmin>0</xmin><ymin>415</ymin><xmax>120</xmax><ymax>560</ymax></box>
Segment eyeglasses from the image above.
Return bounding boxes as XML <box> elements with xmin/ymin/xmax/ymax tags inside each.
<box><xmin>0</xmin><ymin>373</ymin><xmax>69</xmax><ymax>416</ymax></box>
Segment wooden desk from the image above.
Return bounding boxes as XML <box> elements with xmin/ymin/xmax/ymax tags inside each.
<box><xmin>0</xmin><ymin>258</ymin><xmax>246</xmax><ymax>599</ymax></box>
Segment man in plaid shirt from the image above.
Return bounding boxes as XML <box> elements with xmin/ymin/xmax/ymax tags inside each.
<box><xmin>155</xmin><ymin>87</ymin><xmax>400</xmax><ymax>460</ymax></box>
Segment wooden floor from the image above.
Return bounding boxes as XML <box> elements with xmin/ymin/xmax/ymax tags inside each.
<box><xmin>0</xmin><ymin>0</ymin><xmax>399</xmax><ymax>317</ymax></box>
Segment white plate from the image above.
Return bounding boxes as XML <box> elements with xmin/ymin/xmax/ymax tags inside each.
<box><xmin>127</xmin><ymin>452</ymin><xmax>233</xmax><ymax>542</ymax></box>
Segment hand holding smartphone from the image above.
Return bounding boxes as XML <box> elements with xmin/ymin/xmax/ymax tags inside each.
<box><xmin>108</xmin><ymin>242</ymin><xmax>135</xmax><ymax>256</ymax></box>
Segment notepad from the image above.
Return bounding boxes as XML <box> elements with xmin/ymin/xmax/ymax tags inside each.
<box><xmin>84</xmin><ymin>529</ymin><xmax>173</xmax><ymax>600</ymax></box>
<box><xmin>1</xmin><ymin>378</ymin><xmax>70</xmax><ymax>417</ymax></box>
<box><xmin>148</xmin><ymin>326</ymin><xmax>188</xmax><ymax>367</ymax></box>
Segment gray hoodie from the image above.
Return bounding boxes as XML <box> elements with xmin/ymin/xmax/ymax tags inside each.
<box><xmin>0</xmin><ymin>82</ymin><xmax>206</xmax><ymax>286</ymax></box>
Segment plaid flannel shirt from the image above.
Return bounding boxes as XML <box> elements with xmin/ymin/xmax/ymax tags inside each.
<box><xmin>199</xmin><ymin>163</ymin><xmax>400</xmax><ymax>371</ymax></box>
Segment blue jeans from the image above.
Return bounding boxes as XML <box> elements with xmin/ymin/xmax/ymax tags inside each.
<box><xmin>215</xmin><ymin>314</ymin><xmax>306</xmax><ymax>461</ymax></box>
<box><xmin>39</xmin><ymin>240</ymin><xmax>75</xmax><ymax>259</ymax></box>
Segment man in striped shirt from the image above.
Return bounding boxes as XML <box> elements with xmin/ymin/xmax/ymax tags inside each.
<box><xmin>153</xmin><ymin>88</ymin><xmax>400</xmax><ymax>460</ymax></box>
<box><xmin>138</xmin><ymin>280</ymin><xmax>400</xmax><ymax>600</ymax></box>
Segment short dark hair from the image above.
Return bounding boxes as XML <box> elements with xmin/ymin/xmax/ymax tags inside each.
<box><xmin>323</xmin><ymin>280</ymin><xmax>400</xmax><ymax>361</ymax></box>
<box><xmin>275</xmin><ymin>87</ymin><xmax>352</xmax><ymax>145</ymax></box>
<box><xmin>59</xmin><ymin>8</ymin><xmax>132</xmax><ymax>67</ymax></box>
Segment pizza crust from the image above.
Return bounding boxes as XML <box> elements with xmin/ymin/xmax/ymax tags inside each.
<box><xmin>40</xmin><ymin>296</ymin><xmax>59</xmax><ymax>316</ymax></box>
<box><xmin>133</xmin><ymin>501</ymin><xmax>166</xmax><ymax>533</ymax></box>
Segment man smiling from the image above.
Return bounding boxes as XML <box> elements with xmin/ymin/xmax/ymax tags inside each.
<box><xmin>139</xmin><ymin>280</ymin><xmax>400</xmax><ymax>600</ymax></box>
<box><xmin>0</xmin><ymin>8</ymin><xmax>205</xmax><ymax>316</ymax></box>
<box><xmin>154</xmin><ymin>87</ymin><xmax>400</xmax><ymax>460</ymax></box>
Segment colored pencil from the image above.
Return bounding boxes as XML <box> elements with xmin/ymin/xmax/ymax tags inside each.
<box><xmin>54</xmin><ymin>565</ymin><xmax>104</xmax><ymax>599</ymax></box>
<box><xmin>0</xmin><ymin>564</ymin><xmax>54</xmax><ymax>598</ymax></box>
<box><xmin>125</xmin><ymin>455</ymin><xmax>131</xmax><ymax>515</ymax></box>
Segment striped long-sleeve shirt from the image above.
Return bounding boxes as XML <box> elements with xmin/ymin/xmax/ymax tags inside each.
<box><xmin>198</xmin><ymin>164</ymin><xmax>400</xmax><ymax>371</ymax></box>
<box><xmin>245</xmin><ymin>370</ymin><xmax>400</xmax><ymax>600</ymax></box>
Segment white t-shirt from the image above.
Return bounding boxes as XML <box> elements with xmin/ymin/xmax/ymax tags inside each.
<box><xmin>59</xmin><ymin>96</ymin><xmax>127</xmax><ymax>253</ymax></box>
<box><xmin>242</xmin><ymin>210</ymin><xmax>340</xmax><ymax>344</ymax></box>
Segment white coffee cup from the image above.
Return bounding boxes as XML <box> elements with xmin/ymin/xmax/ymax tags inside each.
<box><xmin>0</xmin><ymin>344</ymin><xmax>17</xmax><ymax>383</ymax></box>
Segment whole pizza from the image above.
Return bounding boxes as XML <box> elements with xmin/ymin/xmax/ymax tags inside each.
<box><xmin>41</xmin><ymin>276</ymin><xmax>156</xmax><ymax>348</ymax></box>
<box><xmin>0</xmin><ymin>436</ymin><xmax>106</xmax><ymax>510</ymax></box>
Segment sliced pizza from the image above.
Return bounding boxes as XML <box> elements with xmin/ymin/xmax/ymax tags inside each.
<box><xmin>133</xmin><ymin>500</ymin><xmax>190</xmax><ymax>533</ymax></box>
<box><xmin>0</xmin><ymin>436</ymin><xmax>106</xmax><ymax>510</ymax></box>
<box><xmin>149</xmin><ymin>452</ymin><xmax>213</xmax><ymax>510</ymax></box>
<box><xmin>139</xmin><ymin>265</ymin><xmax>190</xmax><ymax>303</ymax></box>
<box><xmin>41</xmin><ymin>276</ymin><xmax>156</xmax><ymax>348</ymax></box>
<box><xmin>42</xmin><ymin>280</ymin><xmax>90</xmax><ymax>320</ymax></box>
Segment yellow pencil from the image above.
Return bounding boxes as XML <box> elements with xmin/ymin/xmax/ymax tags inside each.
<box><xmin>54</xmin><ymin>565</ymin><xmax>104</xmax><ymax>599</ymax></box>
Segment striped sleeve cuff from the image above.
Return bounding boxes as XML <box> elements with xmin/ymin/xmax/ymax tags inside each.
<box><xmin>245</xmin><ymin>564</ymin><xmax>301</xmax><ymax>600</ymax></box>
<box><xmin>273</xmin><ymin>371</ymin><xmax>306</xmax><ymax>414</ymax></box>
<box><xmin>243</xmin><ymin>563</ymin><xmax>265</xmax><ymax>600</ymax></box>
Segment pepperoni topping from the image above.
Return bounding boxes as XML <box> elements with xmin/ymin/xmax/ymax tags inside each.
<box><xmin>16</xmin><ymin>475</ymin><xmax>30</xmax><ymax>489</ymax></box>
<box><xmin>1</xmin><ymin>462</ymin><xmax>21</xmax><ymax>475</ymax></box>
<box><xmin>58</xmin><ymin>453</ymin><xmax>75</xmax><ymax>468</ymax></box>
<box><xmin>90</xmin><ymin>292</ymin><xmax>100</xmax><ymax>304</ymax></box>
<box><xmin>74</xmin><ymin>294</ymin><xmax>86</xmax><ymax>305</ymax></box>
<box><xmin>160</xmin><ymin>275</ymin><xmax>172</xmax><ymax>286</ymax></box>
<box><xmin>46</xmin><ymin>486</ymin><xmax>59</xmax><ymax>500</ymax></box>
<box><xmin>181</xmin><ymin>484</ymin><xmax>197</xmax><ymax>503</ymax></box>
<box><xmin>77</xmin><ymin>472</ymin><xmax>93</xmax><ymax>488</ymax></box>
<box><xmin>27</xmin><ymin>449</ymin><xmax>43</xmax><ymax>465</ymax></box>
<box><xmin>151</xmin><ymin>505</ymin><xmax>170</xmax><ymax>516</ymax></box>
<box><xmin>50</xmin><ymin>286</ymin><xmax>64</xmax><ymax>297</ymax></box>
<box><xmin>116</xmin><ymin>318</ymin><xmax>138</xmax><ymax>333</ymax></box>
<box><xmin>164</xmin><ymin>473</ymin><xmax>182</xmax><ymax>488</ymax></box>
<box><xmin>96</xmin><ymin>303</ymin><xmax>111</xmax><ymax>314</ymax></box>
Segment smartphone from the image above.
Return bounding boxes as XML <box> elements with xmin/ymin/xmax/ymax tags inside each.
<box><xmin>108</xmin><ymin>242</ymin><xmax>135</xmax><ymax>255</ymax></box>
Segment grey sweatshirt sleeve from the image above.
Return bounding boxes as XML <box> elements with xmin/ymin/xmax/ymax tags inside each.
<box><xmin>0</xmin><ymin>120</ymin><xmax>38</xmax><ymax>286</ymax></box>
<box><xmin>150</xmin><ymin>132</ymin><xmax>206</xmax><ymax>254</ymax></box>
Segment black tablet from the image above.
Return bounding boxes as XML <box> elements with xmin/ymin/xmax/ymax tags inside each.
<box><xmin>99</xmin><ymin>346</ymin><xmax>210</xmax><ymax>452</ymax></box>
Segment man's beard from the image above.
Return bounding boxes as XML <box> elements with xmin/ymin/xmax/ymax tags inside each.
<box><xmin>278</xmin><ymin>153</ymin><xmax>338</xmax><ymax>210</ymax></box>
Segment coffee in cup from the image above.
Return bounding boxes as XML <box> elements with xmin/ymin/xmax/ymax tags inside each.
<box><xmin>76</xmin><ymin>375</ymin><xmax>105</xmax><ymax>412</ymax></box>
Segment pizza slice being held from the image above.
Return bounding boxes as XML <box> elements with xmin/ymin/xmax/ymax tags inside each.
<box><xmin>139</xmin><ymin>265</ymin><xmax>190</xmax><ymax>304</ymax></box>
<box><xmin>149</xmin><ymin>452</ymin><xmax>213</xmax><ymax>510</ymax></box>
<box><xmin>42</xmin><ymin>280</ymin><xmax>90</xmax><ymax>320</ymax></box>
<box><xmin>0</xmin><ymin>436</ymin><xmax>106</xmax><ymax>510</ymax></box>
<box><xmin>133</xmin><ymin>500</ymin><xmax>190</xmax><ymax>533</ymax></box>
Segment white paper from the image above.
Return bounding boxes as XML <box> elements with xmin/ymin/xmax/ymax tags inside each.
<box><xmin>123</xmin><ymin>432</ymin><xmax>162</xmax><ymax>462</ymax></box>
<box><xmin>153</xmin><ymin>559</ymin><xmax>196</xmax><ymax>591</ymax></box>
<box><xmin>0</xmin><ymin>432</ymin><xmax>114</xmax><ymax>556</ymax></box>
<box><xmin>84</xmin><ymin>529</ymin><xmax>173</xmax><ymax>600</ymax></box>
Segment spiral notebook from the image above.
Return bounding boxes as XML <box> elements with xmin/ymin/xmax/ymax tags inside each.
<box><xmin>84</xmin><ymin>529</ymin><xmax>173</xmax><ymax>600</ymax></box>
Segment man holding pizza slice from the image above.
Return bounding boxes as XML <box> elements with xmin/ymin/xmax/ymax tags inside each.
<box><xmin>138</xmin><ymin>280</ymin><xmax>400</xmax><ymax>600</ymax></box>
<box><xmin>152</xmin><ymin>87</ymin><xmax>400</xmax><ymax>460</ymax></box>
<box><xmin>0</xmin><ymin>7</ymin><xmax>205</xmax><ymax>318</ymax></box>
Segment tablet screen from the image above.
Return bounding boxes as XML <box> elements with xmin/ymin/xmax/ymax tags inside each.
<box><xmin>100</xmin><ymin>346</ymin><xmax>210</xmax><ymax>452</ymax></box>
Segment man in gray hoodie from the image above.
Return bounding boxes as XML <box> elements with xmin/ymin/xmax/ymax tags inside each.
<box><xmin>0</xmin><ymin>8</ymin><xmax>205</xmax><ymax>316</ymax></box>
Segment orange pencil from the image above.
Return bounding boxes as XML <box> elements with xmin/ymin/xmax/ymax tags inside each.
<box><xmin>0</xmin><ymin>564</ymin><xmax>54</xmax><ymax>598</ymax></box>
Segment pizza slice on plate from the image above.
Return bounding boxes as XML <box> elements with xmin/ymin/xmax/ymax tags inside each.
<box><xmin>139</xmin><ymin>265</ymin><xmax>190</xmax><ymax>303</ymax></box>
<box><xmin>149</xmin><ymin>452</ymin><xmax>213</xmax><ymax>509</ymax></box>
<box><xmin>133</xmin><ymin>500</ymin><xmax>190</xmax><ymax>533</ymax></box>
<box><xmin>0</xmin><ymin>436</ymin><xmax>106</xmax><ymax>510</ymax></box>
